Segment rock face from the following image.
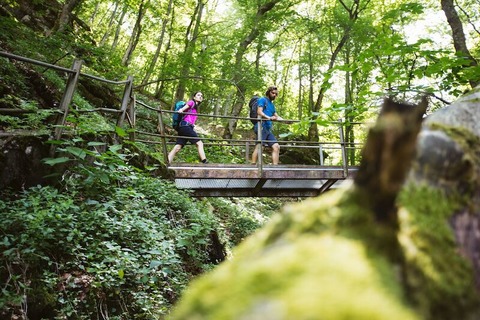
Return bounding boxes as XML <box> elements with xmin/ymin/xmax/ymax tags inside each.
<box><xmin>409</xmin><ymin>85</ymin><xmax>480</xmax><ymax>290</ymax></box>
<box><xmin>0</xmin><ymin>135</ymin><xmax>51</xmax><ymax>190</ymax></box>
<box><xmin>170</xmin><ymin>94</ymin><xmax>480</xmax><ymax>320</ymax></box>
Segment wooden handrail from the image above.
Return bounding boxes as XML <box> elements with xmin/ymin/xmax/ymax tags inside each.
<box><xmin>1</xmin><ymin>51</ymin><xmax>363</xmax><ymax>174</ymax></box>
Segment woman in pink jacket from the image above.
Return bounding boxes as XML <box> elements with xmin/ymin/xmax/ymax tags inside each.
<box><xmin>168</xmin><ymin>91</ymin><xmax>208</xmax><ymax>164</ymax></box>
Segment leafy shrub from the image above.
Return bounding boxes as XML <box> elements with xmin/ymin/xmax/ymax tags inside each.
<box><xmin>208</xmin><ymin>197</ymin><xmax>285</xmax><ymax>247</ymax></box>
<box><xmin>0</xmin><ymin>141</ymin><xmax>221</xmax><ymax>319</ymax></box>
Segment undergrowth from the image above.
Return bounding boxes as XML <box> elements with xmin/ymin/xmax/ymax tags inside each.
<box><xmin>0</xmin><ymin>137</ymin><xmax>285</xmax><ymax>319</ymax></box>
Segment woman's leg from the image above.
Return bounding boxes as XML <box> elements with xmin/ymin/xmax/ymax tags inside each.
<box><xmin>168</xmin><ymin>144</ymin><xmax>183</xmax><ymax>163</ymax></box>
<box><xmin>196</xmin><ymin>140</ymin><xmax>207</xmax><ymax>162</ymax></box>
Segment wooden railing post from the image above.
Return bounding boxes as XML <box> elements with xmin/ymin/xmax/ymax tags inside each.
<box><xmin>257</xmin><ymin>118</ymin><xmax>263</xmax><ymax>175</ymax></box>
<box><xmin>128</xmin><ymin>94</ymin><xmax>136</xmax><ymax>141</ymax></box>
<box><xmin>157</xmin><ymin>106</ymin><xmax>170</xmax><ymax>165</ymax></box>
<box><xmin>338</xmin><ymin>119</ymin><xmax>348</xmax><ymax>177</ymax></box>
<box><xmin>116</xmin><ymin>75</ymin><xmax>134</xmax><ymax>127</ymax></box>
<box><xmin>319</xmin><ymin>144</ymin><xmax>324</xmax><ymax>166</ymax></box>
<box><xmin>54</xmin><ymin>59</ymin><xmax>83</xmax><ymax>141</ymax></box>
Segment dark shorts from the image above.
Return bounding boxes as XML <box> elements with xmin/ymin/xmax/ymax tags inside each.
<box><xmin>176</xmin><ymin>121</ymin><xmax>200</xmax><ymax>146</ymax></box>
<box><xmin>254</xmin><ymin>126</ymin><xmax>277</xmax><ymax>147</ymax></box>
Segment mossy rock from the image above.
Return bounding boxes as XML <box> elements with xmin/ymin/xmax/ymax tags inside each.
<box><xmin>171</xmin><ymin>182</ymin><xmax>480</xmax><ymax>319</ymax></box>
<box><xmin>171</xmin><ymin>187</ymin><xmax>419</xmax><ymax>320</ymax></box>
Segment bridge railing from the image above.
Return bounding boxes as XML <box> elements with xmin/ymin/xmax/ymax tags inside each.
<box><xmin>134</xmin><ymin>100</ymin><xmax>364</xmax><ymax>176</ymax></box>
<box><xmin>0</xmin><ymin>51</ymin><xmax>363</xmax><ymax>175</ymax></box>
<box><xmin>0</xmin><ymin>51</ymin><xmax>135</xmax><ymax>144</ymax></box>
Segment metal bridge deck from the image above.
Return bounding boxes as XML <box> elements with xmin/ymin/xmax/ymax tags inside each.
<box><xmin>168</xmin><ymin>163</ymin><xmax>358</xmax><ymax>197</ymax></box>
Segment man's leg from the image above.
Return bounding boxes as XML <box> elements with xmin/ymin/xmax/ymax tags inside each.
<box><xmin>251</xmin><ymin>144</ymin><xmax>261</xmax><ymax>164</ymax></box>
<box><xmin>271</xmin><ymin>143</ymin><xmax>280</xmax><ymax>165</ymax></box>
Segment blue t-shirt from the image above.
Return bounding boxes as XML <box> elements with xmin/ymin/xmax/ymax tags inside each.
<box><xmin>255</xmin><ymin>97</ymin><xmax>276</xmax><ymax>130</ymax></box>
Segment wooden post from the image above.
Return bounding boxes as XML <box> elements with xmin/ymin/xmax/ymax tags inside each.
<box><xmin>338</xmin><ymin>119</ymin><xmax>348</xmax><ymax>177</ymax></box>
<box><xmin>128</xmin><ymin>94</ymin><xmax>136</xmax><ymax>141</ymax></box>
<box><xmin>116</xmin><ymin>75</ymin><xmax>134</xmax><ymax>127</ymax></box>
<box><xmin>257</xmin><ymin>118</ymin><xmax>263</xmax><ymax>176</ymax></box>
<box><xmin>157</xmin><ymin>106</ymin><xmax>169</xmax><ymax>165</ymax></box>
<box><xmin>319</xmin><ymin>144</ymin><xmax>324</xmax><ymax>166</ymax></box>
<box><xmin>54</xmin><ymin>59</ymin><xmax>83</xmax><ymax>141</ymax></box>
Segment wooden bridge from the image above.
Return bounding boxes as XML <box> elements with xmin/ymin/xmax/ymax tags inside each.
<box><xmin>0</xmin><ymin>51</ymin><xmax>362</xmax><ymax>197</ymax></box>
<box><xmin>169</xmin><ymin>163</ymin><xmax>357</xmax><ymax>197</ymax></box>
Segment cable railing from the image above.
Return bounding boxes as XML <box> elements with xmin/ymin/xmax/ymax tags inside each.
<box><xmin>0</xmin><ymin>51</ymin><xmax>363</xmax><ymax>176</ymax></box>
<box><xmin>135</xmin><ymin>102</ymin><xmax>364</xmax><ymax>177</ymax></box>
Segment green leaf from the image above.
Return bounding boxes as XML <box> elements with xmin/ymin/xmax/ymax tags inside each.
<box><xmin>98</xmin><ymin>173</ymin><xmax>110</xmax><ymax>184</ymax></box>
<box><xmin>45</xmin><ymin>139</ymin><xmax>65</xmax><ymax>145</ymax></box>
<box><xmin>87</xmin><ymin>141</ymin><xmax>107</xmax><ymax>146</ymax></box>
<box><xmin>65</xmin><ymin>146</ymin><xmax>87</xmax><ymax>160</ymax></box>
<box><xmin>149</xmin><ymin>260</ymin><xmax>162</xmax><ymax>269</ymax></box>
<box><xmin>109</xmin><ymin>144</ymin><xmax>123</xmax><ymax>153</ymax></box>
<box><xmin>42</xmin><ymin>157</ymin><xmax>71</xmax><ymax>165</ymax></box>
<box><xmin>1</xmin><ymin>236</ymin><xmax>11</xmax><ymax>246</ymax></box>
<box><xmin>115</xmin><ymin>126</ymin><xmax>127</xmax><ymax>137</ymax></box>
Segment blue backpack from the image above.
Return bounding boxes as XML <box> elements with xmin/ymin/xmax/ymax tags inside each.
<box><xmin>172</xmin><ymin>101</ymin><xmax>186</xmax><ymax>130</ymax></box>
<box><xmin>249</xmin><ymin>95</ymin><xmax>260</xmax><ymax>124</ymax></box>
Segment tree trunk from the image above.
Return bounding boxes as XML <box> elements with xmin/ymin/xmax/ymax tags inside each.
<box><xmin>307</xmin><ymin>0</ymin><xmax>361</xmax><ymax>141</ymax></box>
<box><xmin>154</xmin><ymin>20</ymin><xmax>173</xmax><ymax>100</ymax></box>
<box><xmin>49</xmin><ymin>0</ymin><xmax>84</xmax><ymax>35</ymax></box>
<box><xmin>441</xmin><ymin>0</ymin><xmax>479</xmax><ymax>88</ymax></box>
<box><xmin>343</xmin><ymin>43</ymin><xmax>356</xmax><ymax>166</ymax></box>
<box><xmin>141</xmin><ymin>0</ymin><xmax>174</xmax><ymax>88</ymax></box>
<box><xmin>99</xmin><ymin>1</ymin><xmax>119</xmax><ymax>46</ymax></box>
<box><xmin>308</xmin><ymin>39</ymin><xmax>314</xmax><ymax>124</ymax></box>
<box><xmin>174</xmin><ymin>0</ymin><xmax>204</xmax><ymax>101</ymax></box>
<box><xmin>88</xmin><ymin>0</ymin><xmax>100</xmax><ymax>25</ymax></box>
<box><xmin>297</xmin><ymin>42</ymin><xmax>303</xmax><ymax>120</ymax></box>
<box><xmin>111</xmin><ymin>5</ymin><xmax>127</xmax><ymax>50</ymax></box>
<box><xmin>122</xmin><ymin>0</ymin><xmax>147</xmax><ymax>66</ymax></box>
<box><xmin>222</xmin><ymin>0</ymin><xmax>282</xmax><ymax>140</ymax></box>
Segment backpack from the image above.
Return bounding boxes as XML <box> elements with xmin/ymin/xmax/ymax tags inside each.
<box><xmin>249</xmin><ymin>95</ymin><xmax>260</xmax><ymax>124</ymax></box>
<box><xmin>172</xmin><ymin>101</ymin><xmax>186</xmax><ymax>130</ymax></box>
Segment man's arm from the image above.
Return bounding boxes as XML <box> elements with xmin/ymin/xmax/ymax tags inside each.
<box><xmin>256</xmin><ymin>98</ymin><xmax>272</xmax><ymax>120</ymax></box>
<box><xmin>257</xmin><ymin>106</ymin><xmax>272</xmax><ymax>120</ymax></box>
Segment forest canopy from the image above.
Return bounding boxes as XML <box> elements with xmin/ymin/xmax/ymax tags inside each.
<box><xmin>1</xmin><ymin>0</ymin><xmax>479</xmax><ymax>142</ymax></box>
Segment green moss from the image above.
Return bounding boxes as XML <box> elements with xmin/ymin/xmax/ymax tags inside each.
<box><xmin>398</xmin><ymin>184</ymin><xmax>480</xmax><ymax>319</ymax></box>
<box><xmin>172</xmin><ymin>178</ymin><xmax>480</xmax><ymax>320</ymax></box>
<box><xmin>171</xmin><ymin>187</ymin><xmax>418</xmax><ymax>320</ymax></box>
<box><xmin>427</xmin><ymin>123</ymin><xmax>480</xmax><ymax>160</ymax></box>
<box><xmin>172</xmin><ymin>234</ymin><xmax>418</xmax><ymax>320</ymax></box>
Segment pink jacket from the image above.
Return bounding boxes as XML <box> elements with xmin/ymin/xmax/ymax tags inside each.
<box><xmin>182</xmin><ymin>100</ymin><xmax>198</xmax><ymax>125</ymax></box>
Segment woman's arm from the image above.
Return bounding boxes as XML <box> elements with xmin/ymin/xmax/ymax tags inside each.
<box><xmin>180</xmin><ymin>100</ymin><xmax>194</xmax><ymax>113</ymax></box>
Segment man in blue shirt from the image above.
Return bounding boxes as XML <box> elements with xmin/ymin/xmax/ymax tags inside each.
<box><xmin>252</xmin><ymin>86</ymin><xmax>284</xmax><ymax>165</ymax></box>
